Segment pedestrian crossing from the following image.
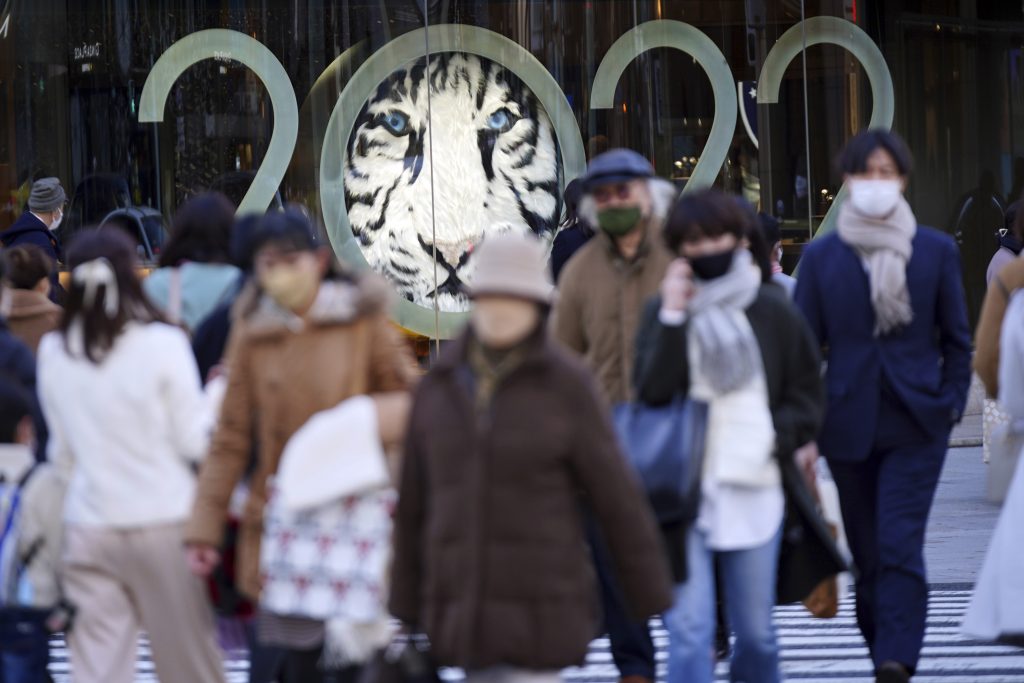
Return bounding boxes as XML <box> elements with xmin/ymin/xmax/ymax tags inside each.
<box><xmin>48</xmin><ymin>590</ymin><xmax>1024</xmax><ymax>682</ymax></box>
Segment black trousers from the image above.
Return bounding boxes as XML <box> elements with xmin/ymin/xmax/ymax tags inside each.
<box><xmin>586</xmin><ymin>513</ymin><xmax>656</xmax><ymax>679</ymax></box>
<box><xmin>248</xmin><ymin>626</ymin><xmax>362</xmax><ymax>683</ymax></box>
<box><xmin>828</xmin><ymin>393</ymin><xmax>948</xmax><ymax>674</ymax></box>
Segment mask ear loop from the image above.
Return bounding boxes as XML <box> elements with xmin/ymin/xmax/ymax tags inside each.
<box><xmin>72</xmin><ymin>258</ymin><xmax>120</xmax><ymax>319</ymax></box>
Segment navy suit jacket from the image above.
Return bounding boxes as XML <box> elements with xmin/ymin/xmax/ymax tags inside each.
<box><xmin>794</xmin><ymin>226</ymin><xmax>972</xmax><ymax>463</ymax></box>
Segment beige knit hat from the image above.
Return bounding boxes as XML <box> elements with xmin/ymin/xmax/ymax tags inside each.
<box><xmin>467</xmin><ymin>234</ymin><xmax>554</xmax><ymax>304</ymax></box>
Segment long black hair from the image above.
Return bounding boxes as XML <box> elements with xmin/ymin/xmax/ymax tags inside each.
<box><xmin>61</xmin><ymin>229</ymin><xmax>166</xmax><ymax>363</ymax></box>
<box><xmin>743</xmin><ymin>207</ymin><xmax>773</xmax><ymax>284</ymax></box>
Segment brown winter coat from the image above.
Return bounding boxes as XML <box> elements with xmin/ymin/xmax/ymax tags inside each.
<box><xmin>6</xmin><ymin>289</ymin><xmax>61</xmax><ymax>354</ymax></box>
<box><xmin>551</xmin><ymin>222</ymin><xmax>673</xmax><ymax>405</ymax></box>
<box><xmin>389</xmin><ymin>329</ymin><xmax>673</xmax><ymax>670</ymax></box>
<box><xmin>975</xmin><ymin>256</ymin><xmax>1024</xmax><ymax>397</ymax></box>
<box><xmin>185</xmin><ymin>277</ymin><xmax>419</xmax><ymax>599</ymax></box>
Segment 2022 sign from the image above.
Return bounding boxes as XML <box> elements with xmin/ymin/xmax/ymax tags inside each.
<box><xmin>140</xmin><ymin>18</ymin><xmax>893</xmax><ymax>337</ymax></box>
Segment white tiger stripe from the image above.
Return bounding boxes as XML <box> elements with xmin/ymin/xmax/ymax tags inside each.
<box><xmin>343</xmin><ymin>52</ymin><xmax>562</xmax><ymax>313</ymax></box>
<box><xmin>46</xmin><ymin>590</ymin><xmax>1023</xmax><ymax>682</ymax></box>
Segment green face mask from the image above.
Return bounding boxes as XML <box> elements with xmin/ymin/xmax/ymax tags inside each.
<box><xmin>597</xmin><ymin>206</ymin><xmax>643</xmax><ymax>236</ymax></box>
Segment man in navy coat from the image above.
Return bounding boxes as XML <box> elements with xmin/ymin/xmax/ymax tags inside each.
<box><xmin>795</xmin><ymin>131</ymin><xmax>972</xmax><ymax>683</ymax></box>
<box><xmin>1</xmin><ymin>177</ymin><xmax>66</xmax><ymax>303</ymax></box>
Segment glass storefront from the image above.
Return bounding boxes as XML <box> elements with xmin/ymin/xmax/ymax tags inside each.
<box><xmin>2</xmin><ymin>0</ymin><xmax>1021</xmax><ymax>338</ymax></box>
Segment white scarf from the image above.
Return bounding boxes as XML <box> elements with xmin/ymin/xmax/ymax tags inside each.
<box><xmin>837</xmin><ymin>197</ymin><xmax>916</xmax><ymax>336</ymax></box>
<box><xmin>688</xmin><ymin>250</ymin><xmax>763</xmax><ymax>394</ymax></box>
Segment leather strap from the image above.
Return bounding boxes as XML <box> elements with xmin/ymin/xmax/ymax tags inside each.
<box><xmin>167</xmin><ymin>267</ymin><xmax>183</xmax><ymax>325</ymax></box>
<box><xmin>348</xmin><ymin>318</ymin><xmax>371</xmax><ymax>397</ymax></box>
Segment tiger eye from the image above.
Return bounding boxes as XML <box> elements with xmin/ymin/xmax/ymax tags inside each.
<box><xmin>380</xmin><ymin>110</ymin><xmax>411</xmax><ymax>136</ymax></box>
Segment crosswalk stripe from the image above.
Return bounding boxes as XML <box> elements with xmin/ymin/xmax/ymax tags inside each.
<box><xmin>47</xmin><ymin>590</ymin><xmax>1022</xmax><ymax>682</ymax></box>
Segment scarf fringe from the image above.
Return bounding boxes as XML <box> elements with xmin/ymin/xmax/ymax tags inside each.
<box><xmin>322</xmin><ymin>619</ymin><xmax>396</xmax><ymax>668</ymax></box>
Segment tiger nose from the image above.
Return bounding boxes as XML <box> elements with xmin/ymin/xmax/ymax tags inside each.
<box><xmin>433</xmin><ymin>240</ymin><xmax>473</xmax><ymax>267</ymax></box>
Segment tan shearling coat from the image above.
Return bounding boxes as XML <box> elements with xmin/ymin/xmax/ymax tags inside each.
<box><xmin>0</xmin><ymin>445</ymin><xmax>65</xmax><ymax>608</ymax></box>
<box><xmin>185</xmin><ymin>276</ymin><xmax>418</xmax><ymax>599</ymax></box>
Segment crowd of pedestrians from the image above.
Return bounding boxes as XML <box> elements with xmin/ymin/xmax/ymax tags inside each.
<box><xmin>0</xmin><ymin>128</ymin><xmax>1018</xmax><ymax>683</ymax></box>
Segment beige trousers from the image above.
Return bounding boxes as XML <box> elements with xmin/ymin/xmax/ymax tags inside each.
<box><xmin>62</xmin><ymin>522</ymin><xmax>226</xmax><ymax>683</ymax></box>
<box><xmin>464</xmin><ymin>669</ymin><xmax>562</xmax><ymax>683</ymax></box>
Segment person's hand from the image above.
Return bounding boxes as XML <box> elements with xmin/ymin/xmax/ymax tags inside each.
<box><xmin>661</xmin><ymin>259</ymin><xmax>695</xmax><ymax>313</ymax></box>
<box><xmin>205</xmin><ymin>364</ymin><xmax>226</xmax><ymax>383</ymax></box>
<box><xmin>185</xmin><ymin>543</ymin><xmax>221</xmax><ymax>577</ymax></box>
<box><xmin>794</xmin><ymin>442</ymin><xmax>819</xmax><ymax>489</ymax></box>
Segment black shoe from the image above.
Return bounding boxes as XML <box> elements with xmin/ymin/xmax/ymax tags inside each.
<box><xmin>715</xmin><ymin>628</ymin><xmax>731</xmax><ymax>661</ymax></box>
<box><xmin>876</xmin><ymin>661</ymin><xmax>910</xmax><ymax>683</ymax></box>
<box><xmin>997</xmin><ymin>632</ymin><xmax>1024</xmax><ymax>648</ymax></box>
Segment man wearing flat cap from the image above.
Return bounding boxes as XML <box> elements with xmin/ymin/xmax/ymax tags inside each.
<box><xmin>2</xmin><ymin>178</ymin><xmax>67</xmax><ymax>303</ymax></box>
<box><xmin>551</xmin><ymin>149</ymin><xmax>679</xmax><ymax>683</ymax></box>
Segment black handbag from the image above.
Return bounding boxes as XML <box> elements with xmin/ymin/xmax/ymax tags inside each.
<box><xmin>613</xmin><ymin>397</ymin><xmax>710</xmax><ymax>524</ymax></box>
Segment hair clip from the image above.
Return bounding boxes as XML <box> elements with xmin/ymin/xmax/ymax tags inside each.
<box><xmin>72</xmin><ymin>258</ymin><xmax>120</xmax><ymax>318</ymax></box>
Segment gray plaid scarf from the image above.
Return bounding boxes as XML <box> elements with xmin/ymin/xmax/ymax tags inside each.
<box><xmin>688</xmin><ymin>250</ymin><xmax>764</xmax><ymax>395</ymax></box>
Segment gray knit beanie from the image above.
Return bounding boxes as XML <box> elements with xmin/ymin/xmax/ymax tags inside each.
<box><xmin>28</xmin><ymin>178</ymin><xmax>66</xmax><ymax>213</ymax></box>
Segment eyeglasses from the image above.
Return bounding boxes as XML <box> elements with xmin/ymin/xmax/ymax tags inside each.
<box><xmin>592</xmin><ymin>183</ymin><xmax>634</xmax><ymax>203</ymax></box>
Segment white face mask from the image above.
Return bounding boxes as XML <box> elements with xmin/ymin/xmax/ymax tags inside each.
<box><xmin>847</xmin><ymin>179</ymin><xmax>903</xmax><ymax>219</ymax></box>
<box><xmin>48</xmin><ymin>209</ymin><xmax>63</xmax><ymax>232</ymax></box>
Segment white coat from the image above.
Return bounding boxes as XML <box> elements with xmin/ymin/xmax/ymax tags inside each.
<box><xmin>962</xmin><ymin>290</ymin><xmax>1024</xmax><ymax>640</ymax></box>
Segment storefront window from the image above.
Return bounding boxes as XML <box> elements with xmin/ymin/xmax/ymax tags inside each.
<box><xmin>2</xmin><ymin>1</ymin><xmax>1020</xmax><ymax>338</ymax></box>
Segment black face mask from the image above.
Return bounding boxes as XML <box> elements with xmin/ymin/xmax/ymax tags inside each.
<box><xmin>689</xmin><ymin>249</ymin><xmax>736</xmax><ymax>280</ymax></box>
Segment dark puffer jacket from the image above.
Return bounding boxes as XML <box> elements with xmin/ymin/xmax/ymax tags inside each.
<box><xmin>390</xmin><ymin>329</ymin><xmax>673</xmax><ymax>670</ymax></box>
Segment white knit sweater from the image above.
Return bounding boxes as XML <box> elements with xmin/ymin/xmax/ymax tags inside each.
<box><xmin>37</xmin><ymin>323</ymin><xmax>212</xmax><ymax>528</ymax></box>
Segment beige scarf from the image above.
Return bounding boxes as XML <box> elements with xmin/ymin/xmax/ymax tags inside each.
<box><xmin>837</xmin><ymin>197</ymin><xmax>916</xmax><ymax>335</ymax></box>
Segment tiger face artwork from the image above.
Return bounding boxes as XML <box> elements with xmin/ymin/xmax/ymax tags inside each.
<box><xmin>344</xmin><ymin>53</ymin><xmax>563</xmax><ymax>312</ymax></box>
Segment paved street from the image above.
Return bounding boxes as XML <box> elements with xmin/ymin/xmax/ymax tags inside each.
<box><xmin>926</xmin><ymin>445</ymin><xmax>1000</xmax><ymax>586</ymax></box>
<box><xmin>48</xmin><ymin>445</ymin><xmax>1020</xmax><ymax>682</ymax></box>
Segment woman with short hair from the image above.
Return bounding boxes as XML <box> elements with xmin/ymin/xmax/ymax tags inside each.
<box><xmin>0</xmin><ymin>244</ymin><xmax>61</xmax><ymax>353</ymax></box>
<box><xmin>635</xmin><ymin>189</ymin><xmax>838</xmax><ymax>683</ymax></box>
<box><xmin>143</xmin><ymin>192</ymin><xmax>241</xmax><ymax>331</ymax></box>
<box><xmin>185</xmin><ymin>209</ymin><xmax>418</xmax><ymax>681</ymax></box>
